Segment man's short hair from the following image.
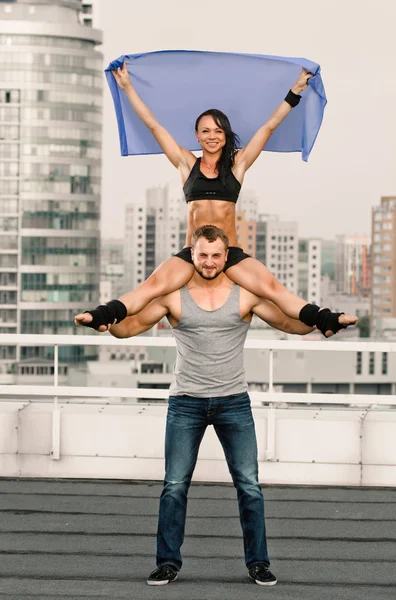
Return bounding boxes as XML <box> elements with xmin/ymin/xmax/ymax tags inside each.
<box><xmin>191</xmin><ymin>225</ymin><xmax>229</xmax><ymax>249</ymax></box>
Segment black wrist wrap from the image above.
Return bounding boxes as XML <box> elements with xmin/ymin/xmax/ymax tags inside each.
<box><xmin>284</xmin><ymin>89</ymin><xmax>301</xmax><ymax>107</ymax></box>
<box><xmin>299</xmin><ymin>304</ymin><xmax>347</xmax><ymax>337</ymax></box>
<box><xmin>299</xmin><ymin>303</ymin><xmax>320</xmax><ymax>327</ymax></box>
<box><xmin>83</xmin><ymin>299</ymin><xmax>127</xmax><ymax>330</ymax></box>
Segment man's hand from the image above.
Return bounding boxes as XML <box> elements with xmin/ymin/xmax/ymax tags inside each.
<box><xmin>111</xmin><ymin>61</ymin><xmax>132</xmax><ymax>92</ymax></box>
<box><xmin>74</xmin><ymin>312</ymin><xmax>112</xmax><ymax>333</ymax></box>
<box><xmin>323</xmin><ymin>314</ymin><xmax>358</xmax><ymax>338</ymax></box>
<box><xmin>291</xmin><ymin>68</ymin><xmax>313</xmax><ymax>95</ymax></box>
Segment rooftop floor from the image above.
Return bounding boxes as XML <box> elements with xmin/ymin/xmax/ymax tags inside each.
<box><xmin>0</xmin><ymin>478</ymin><xmax>395</xmax><ymax>600</ymax></box>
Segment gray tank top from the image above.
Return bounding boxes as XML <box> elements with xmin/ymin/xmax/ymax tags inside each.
<box><xmin>169</xmin><ymin>284</ymin><xmax>250</xmax><ymax>397</ymax></box>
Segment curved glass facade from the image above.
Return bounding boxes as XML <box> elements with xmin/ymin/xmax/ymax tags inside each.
<box><xmin>0</xmin><ymin>7</ymin><xmax>102</xmax><ymax>369</ymax></box>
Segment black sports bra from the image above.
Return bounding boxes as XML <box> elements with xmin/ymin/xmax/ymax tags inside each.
<box><xmin>183</xmin><ymin>158</ymin><xmax>241</xmax><ymax>203</ymax></box>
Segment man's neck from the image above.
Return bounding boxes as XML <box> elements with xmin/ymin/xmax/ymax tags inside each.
<box><xmin>190</xmin><ymin>271</ymin><xmax>227</xmax><ymax>289</ymax></box>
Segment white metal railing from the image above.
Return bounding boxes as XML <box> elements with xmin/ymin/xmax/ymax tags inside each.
<box><xmin>1</xmin><ymin>334</ymin><xmax>396</xmax><ymax>403</ymax></box>
<box><xmin>1</xmin><ymin>334</ymin><xmax>396</xmax><ymax>467</ymax></box>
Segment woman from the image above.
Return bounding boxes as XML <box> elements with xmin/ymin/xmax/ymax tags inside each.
<box><xmin>76</xmin><ymin>62</ymin><xmax>354</xmax><ymax>336</ymax></box>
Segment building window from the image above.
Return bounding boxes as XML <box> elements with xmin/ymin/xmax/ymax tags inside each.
<box><xmin>356</xmin><ymin>352</ymin><xmax>362</xmax><ymax>375</ymax></box>
<box><xmin>369</xmin><ymin>352</ymin><xmax>375</xmax><ymax>375</ymax></box>
<box><xmin>382</xmin><ymin>352</ymin><xmax>388</xmax><ymax>375</ymax></box>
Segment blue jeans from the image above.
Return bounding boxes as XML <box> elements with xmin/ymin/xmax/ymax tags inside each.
<box><xmin>156</xmin><ymin>392</ymin><xmax>270</xmax><ymax>570</ymax></box>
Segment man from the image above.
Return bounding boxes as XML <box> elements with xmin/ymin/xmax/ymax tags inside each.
<box><xmin>86</xmin><ymin>225</ymin><xmax>356</xmax><ymax>586</ymax></box>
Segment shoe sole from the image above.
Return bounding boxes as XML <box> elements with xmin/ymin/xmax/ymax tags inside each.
<box><xmin>249</xmin><ymin>573</ymin><xmax>277</xmax><ymax>586</ymax></box>
<box><xmin>146</xmin><ymin>573</ymin><xmax>178</xmax><ymax>586</ymax></box>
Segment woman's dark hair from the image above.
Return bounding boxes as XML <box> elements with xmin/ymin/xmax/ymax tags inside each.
<box><xmin>195</xmin><ymin>109</ymin><xmax>240</xmax><ymax>181</ymax></box>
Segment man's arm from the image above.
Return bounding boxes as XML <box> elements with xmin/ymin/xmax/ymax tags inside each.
<box><xmin>110</xmin><ymin>297</ymin><xmax>169</xmax><ymax>339</ymax></box>
<box><xmin>252</xmin><ymin>297</ymin><xmax>314</xmax><ymax>335</ymax></box>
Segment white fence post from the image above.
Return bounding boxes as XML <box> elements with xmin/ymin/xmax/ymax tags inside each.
<box><xmin>265</xmin><ymin>349</ymin><xmax>276</xmax><ymax>461</ymax></box>
<box><xmin>50</xmin><ymin>344</ymin><xmax>60</xmax><ymax>460</ymax></box>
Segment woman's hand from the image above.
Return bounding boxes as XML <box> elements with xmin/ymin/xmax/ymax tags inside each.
<box><xmin>112</xmin><ymin>61</ymin><xmax>133</xmax><ymax>92</ymax></box>
<box><xmin>291</xmin><ymin>68</ymin><xmax>313</xmax><ymax>95</ymax></box>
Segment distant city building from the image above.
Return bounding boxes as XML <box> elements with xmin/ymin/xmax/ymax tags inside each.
<box><xmin>335</xmin><ymin>234</ymin><xmax>371</xmax><ymax>296</ymax></box>
<box><xmin>100</xmin><ymin>238</ymin><xmax>124</xmax><ymax>302</ymax></box>
<box><xmin>80</xmin><ymin>334</ymin><xmax>396</xmax><ymax>397</ymax></box>
<box><xmin>255</xmin><ymin>215</ymin><xmax>298</xmax><ymax>293</ymax></box>
<box><xmin>238</xmin><ymin>190</ymin><xmax>258</xmax><ymax>222</ymax></box>
<box><xmin>124</xmin><ymin>184</ymin><xmax>183</xmax><ymax>291</ymax></box>
<box><xmin>236</xmin><ymin>211</ymin><xmax>256</xmax><ymax>256</ymax></box>
<box><xmin>371</xmin><ymin>196</ymin><xmax>396</xmax><ymax>333</ymax></box>
<box><xmin>0</xmin><ymin>0</ymin><xmax>103</xmax><ymax>380</ymax></box>
<box><xmin>321</xmin><ymin>239</ymin><xmax>336</xmax><ymax>280</ymax></box>
<box><xmin>321</xmin><ymin>275</ymin><xmax>370</xmax><ymax>320</ymax></box>
<box><xmin>298</xmin><ymin>238</ymin><xmax>321</xmax><ymax>304</ymax></box>
<box><xmin>80</xmin><ymin>0</ymin><xmax>100</xmax><ymax>28</ymax></box>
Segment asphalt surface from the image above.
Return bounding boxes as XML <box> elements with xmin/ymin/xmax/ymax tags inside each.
<box><xmin>0</xmin><ymin>479</ymin><xmax>395</xmax><ymax>599</ymax></box>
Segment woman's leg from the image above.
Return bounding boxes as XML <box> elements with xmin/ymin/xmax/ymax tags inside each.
<box><xmin>119</xmin><ymin>256</ymin><xmax>194</xmax><ymax>316</ymax></box>
<box><xmin>226</xmin><ymin>257</ymin><xmax>306</xmax><ymax>320</ymax></box>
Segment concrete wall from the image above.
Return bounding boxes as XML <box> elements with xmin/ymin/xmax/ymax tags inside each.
<box><xmin>1</xmin><ymin>401</ymin><xmax>395</xmax><ymax>487</ymax></box>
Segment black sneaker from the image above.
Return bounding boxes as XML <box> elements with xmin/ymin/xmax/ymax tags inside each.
<box><xmin>248</xmin><ymin>563</ymin><xmax>277</xmax><ymax>586</ymax></box>
<box><xmin>146</xmin><ymin>565</ymin><xmax>178</xmax><ymax>586</ymax></box>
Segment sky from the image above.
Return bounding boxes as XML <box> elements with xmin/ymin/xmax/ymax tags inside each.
<box><xmin>98</xmin><ymin>0</ymin><xmax>396</xmax><ymax>241</ymax></box>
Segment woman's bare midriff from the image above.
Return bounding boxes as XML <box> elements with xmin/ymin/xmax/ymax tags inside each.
<box><xmin>185</xmin><ymin>199</ymin><xmax>238</xmax><ymax>246</ymax></box>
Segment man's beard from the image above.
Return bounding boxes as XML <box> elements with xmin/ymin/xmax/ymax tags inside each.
<box><xmin>193</xmin><ymin>264</ymin><xmax>224</xmax><ymax>280</ymax></box>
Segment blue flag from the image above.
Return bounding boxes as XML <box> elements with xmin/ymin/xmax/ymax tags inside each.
<box><xmin>105</xmin><ymin>50</ymin><xmax>327</xmax><ymax>162</ymax></box>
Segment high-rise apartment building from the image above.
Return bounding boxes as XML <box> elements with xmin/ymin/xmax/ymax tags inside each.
<box><xmin>321</xmin><ymin>239</ymin><xmax>336</xmax><ymax>279</ymax></box>
<box><xmin>124</xmin><ymin>184</ymin><xmax>183</xmax><ymax>291</ymax></box>
<box><xmin>255</xmin><ymin>215</ymin><xmax>298</xmax><ymax>293</ymax></box>
<box><xmin>238</xmin><ymin>190</ymin><xmax>258</xmax><ymax>222</ymax></box>
<box><xmin>236</xmin><ymin>211</ymin><xmax>256</xmax><ymax>256</ymax></box>
<box><xmin>335</xmin><ymin>235</ymin><xmax>371</xmax><ymax>296</ymax></box>
<box><xmin>371</xmin><ymin>196</ymin><xmax>396</xmax><ymax>330</ymax></box>
<box><xmin>80</xmin><ymin>0</ymin><xmax>99</xmax><ymax>28</ymax></box>
<box><xmin>0</xmin><ymin>0</ymin><xmax>103</xmax><ymax>375</ymax></box>
<box><xmin>298</xmin><ymin>238</ymin><xmax>321</xmax><ymax>304</ymax></box>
